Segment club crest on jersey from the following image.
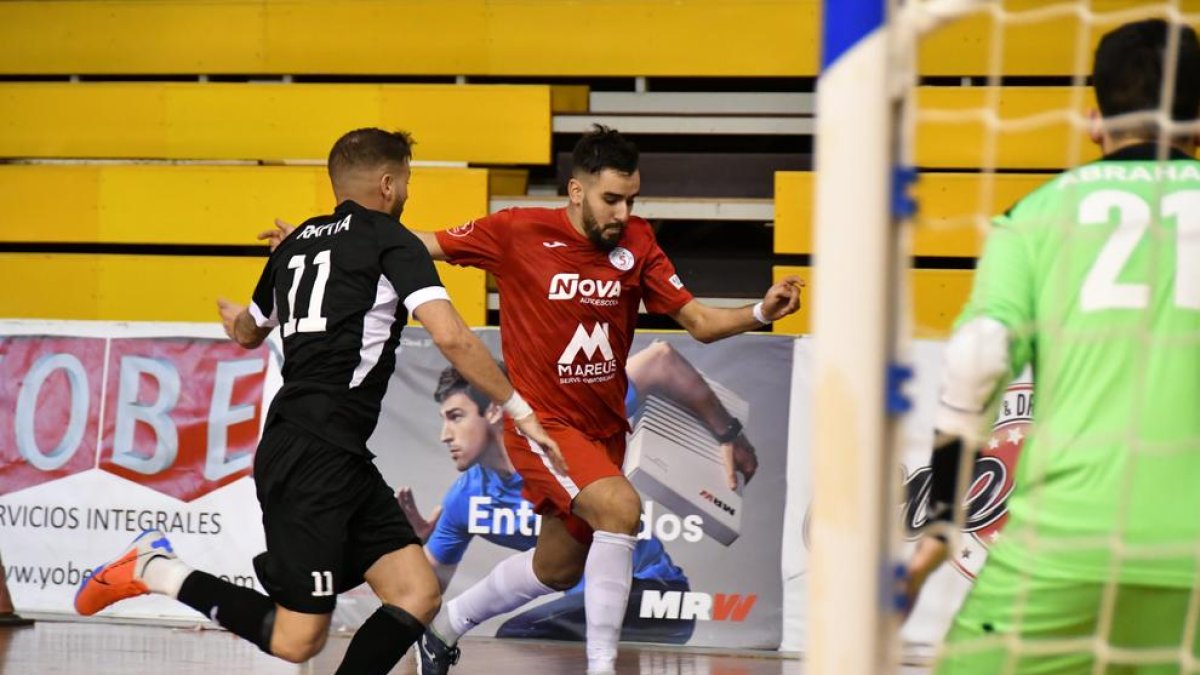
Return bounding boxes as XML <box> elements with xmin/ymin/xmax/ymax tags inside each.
<box><xmin>447</xmin><ymin>221</ymin><xmax>475</xmax><ymax>238</ymax></box>
<box><xmin>608</xmin><ymin>247</ymin><xmax>635</xmax><ymax>272</ymax></box>
<box><xmin>901</xmin><ymin>381</ymin><xmax>1032</xmax><ymax>581</ymax></box>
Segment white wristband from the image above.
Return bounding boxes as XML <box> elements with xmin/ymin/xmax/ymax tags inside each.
<box><xmin>502</xmin><ymin>391</ymin><xmax>534</xmax><ymax>420</ymax></box>
<box><xmin>752</xmin><ymin>302</ymin><xmax>769</xmax><ymax>325</ymax></box>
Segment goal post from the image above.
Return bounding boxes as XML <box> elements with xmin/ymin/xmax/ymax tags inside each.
<box><xmin>809</xmin><ymin>1</ymin><xmax>980</xmax><ymax>673</ymax></box>
<box><xmin>810</xmin><ymin>2</ymin><xmax>906</xmax><ymax>673</ymax></box>
<box><xmin>810</xmin><ymin>2</ymin><xmax>1200</xmax><ymax>674</ymax></box>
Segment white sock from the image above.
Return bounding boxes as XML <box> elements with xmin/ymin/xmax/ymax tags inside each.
<box><xmin>584</xmin><ymin>531</ymin><xmax>636</xmax><ymax>674</ymax></box>
<box><xmin>141</xmin><ymin>556</ymin><xmax>193</xmax><ymax>599</ymax></box>
<box><xmin>434</xmin><ymin>548</ymin><xmax>554</xmax><ymax>645</ymax></box>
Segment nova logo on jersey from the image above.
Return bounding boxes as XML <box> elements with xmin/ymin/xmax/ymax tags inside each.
<box><xmin>639</xmin><ymin>590</ymin><xmax>757</xmax><ymax>622</ymax></box>
<box><xmin>901</xmin><ymin>381</ymin><xmax>1031</xmax><ymax>580</ymax></box>
<box><xmin>297</xmin><ymin>215</ymin><xmax>351</xmax><ymax>240</ymax></box>
<box><xmin>547</xmin><ymin>273</ymin><xmax>622</xmax><ymax>306</ymax></box>
<box><xmin>557</xmin><ymin>323</ymin><xmax>618</xmax><ymax>383</ymax></box>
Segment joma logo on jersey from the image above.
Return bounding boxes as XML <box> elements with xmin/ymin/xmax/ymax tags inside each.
<box><xmin>699</xmin><ymin>490</ymin><xmax>736</xmax><ymax>516</ymax></box>
<box><xmin>548</xmin><ymin>274</ymin><xmax>622</xmax><ymax>301</ymax></box>
<box><xmin>297</xmin><ymin>215</ymin><xmax>351</xmax><ymax>240</ymax></box>
<box><xmin>639</xmin><ymin>591</ymin><xmax>757</xmax><ymax>622</ymax></box>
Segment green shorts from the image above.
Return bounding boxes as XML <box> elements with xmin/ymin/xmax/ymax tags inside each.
<box><xmin>936</xmin><ymin>556</ymin><xmax>1198</xmax><ymax>675</ymax></box>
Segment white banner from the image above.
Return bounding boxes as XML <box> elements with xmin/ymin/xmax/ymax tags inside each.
<box><xmin>782</xmin><ymin>339</ymin><xmax>1032</xmax><ymax>654</ymax></box>
<box><xmin>0</xmin><ymin>320</ymin><xmax>281</xmax><ymax>620</ymax></box>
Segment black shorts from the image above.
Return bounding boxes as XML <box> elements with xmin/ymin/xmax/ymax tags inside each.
<box><xmin>251</xmin><ymin>421</ymin><xmax>419</xmax><ymax>614</ymax></box>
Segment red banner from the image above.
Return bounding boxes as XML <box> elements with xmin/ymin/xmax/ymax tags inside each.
<box><xmin>0</xmin><ymin>337</ymin><xmax>106</xmax><ymax>494</ymax></box>
<box><xmin>1</xmin><ymin>335</ymin><xmax>268</xmax><ymax>502</ymax></box>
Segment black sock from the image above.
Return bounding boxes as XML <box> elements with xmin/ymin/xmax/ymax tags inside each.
<box><xmin>333</xmin><ymin>604</ymin><xmax>425</xmax><ymax>675</ymax></box>
<box><xmin>177</xmin><ymin>571</ymin><xmax>277</xmax><ymax>653</ymax></box>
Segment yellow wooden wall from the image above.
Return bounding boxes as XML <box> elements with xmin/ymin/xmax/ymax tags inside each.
<box><xmin>0</xmin><ymin>166</ymin><xmax>490</xmax><ymax>324</ymax></box>
<box><xmin>0</xmin><ymin>83</ymin><xmax>551</xmax><ymax>164</ymax></box>
<box><xmin>771</xmin><ymin>266</ymin><xmax>974</xmax><ymax>339</ymax></box>
<box><xmin>2</xmin><ymin>1</ymin><xmax>1190</xmax><ymax>77</ymax></box>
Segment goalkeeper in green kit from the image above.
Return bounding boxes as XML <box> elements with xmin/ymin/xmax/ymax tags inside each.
<box><xmin>905</xmin><ymin>19</ymin><xmax>1200</xmax><ymax>675</ymax></box>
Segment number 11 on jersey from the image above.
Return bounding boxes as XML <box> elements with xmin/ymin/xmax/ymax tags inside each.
<box><xmin>282</xmin><ymin>250</ymin><xmax>332</xmax><ymax>337</ymax></box>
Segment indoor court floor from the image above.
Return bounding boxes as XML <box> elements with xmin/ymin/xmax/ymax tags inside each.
<box><xmin>0</xmin><ymin>618</ymin><xmax>934</xmax><ymax>674</ymax></box>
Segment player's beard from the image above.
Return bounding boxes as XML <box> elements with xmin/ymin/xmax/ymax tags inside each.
<box><xmin>388</xmin><ymin>198</ymin><xmax>405</xmax><ymax>220</ymax></box>
<box><xmin>581</xmin><ymin>201</ymin><xmax>625</xmax><ymax>252</ymax></box>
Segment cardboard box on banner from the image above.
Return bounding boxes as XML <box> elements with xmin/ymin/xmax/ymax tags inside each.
<box><xmin>625</xmin><ymin>383</ymin><xmax>749</xmax><ymax>546</ymax></box>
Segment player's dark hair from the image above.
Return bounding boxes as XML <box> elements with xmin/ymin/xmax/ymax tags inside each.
<box><xmin>434</xmin><ymin>363</ymin><xmax>506</xmax><ymax>414</ymax></box>
<box><xmin>1093</xmin><ymin>20</ymin><xmax>1200</xmax><ymax>130</ymax></box>
<box><xmin>327</xmin><ymin>128</ymin><xmax>415</xmax><ymax>182</ymax></box>
<box><xmin>571</xmin><ymin>124</ymin><xmax>639</xmax><ymax>176</ymax></box>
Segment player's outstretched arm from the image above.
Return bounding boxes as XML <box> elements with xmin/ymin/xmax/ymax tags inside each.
<box><xmin>414</xmin><ymin>299</ymin><xmax>568</xmax><ymax>474</ymax></box>
<box><xmin>257</xmin><ymin>218</ymin><xmax>295</xmax><ymax>252</ymax></box>
<box><xmin>627</xmin><ymin>341</ymin><xmax>757</xmax><ymax>488</ymax></box>
<box><xmin>669</xmin><ymin>276</ymin><xmax>803</xmax><ymax>344</ymax></box>
<box><xmin>216</xmin><ymin>298</ymin><xmax>272</xmax><ymax>349</ymax></box>
<box><xmin>413</xmin><ymin>230</ymin><xmax>447</xmax><ymax>261</ymax></box>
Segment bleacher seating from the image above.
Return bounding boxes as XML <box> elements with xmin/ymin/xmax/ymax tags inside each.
<box><xmin>0</xmin><ymin>0</ymin><xmax>1176</xmax><ymax>332</ymax></box>
<box><xmin>0</xmin><ymin>165</ymin><xmax>490</xmax><ymax>323</ymax></box>
<box><xmin>0</xmin><ymin>83</ymin><xmax>552</xmax><ymax>163</ymax></box>
<box><xmin>0</xmin><ymin>1</ymin><xmax>819</xmax><ymax>77</ymax></box>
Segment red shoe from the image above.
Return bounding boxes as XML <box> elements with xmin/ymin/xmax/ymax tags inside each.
<box><xmin>75</xmin><ymin>529</ymin><xmax>176</xmax><ymax>616</ymax></box>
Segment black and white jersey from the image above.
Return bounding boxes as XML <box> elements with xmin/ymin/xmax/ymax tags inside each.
<box><xmin>249</xmin><ymin>200</ymin><xmax>447</xmax><ymax>456</ymax></box>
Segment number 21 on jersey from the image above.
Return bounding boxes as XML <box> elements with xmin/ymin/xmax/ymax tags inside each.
<box><xmin>282</xmin><ymin>250</ymin><xmax>332</xmax><ymax>337</ymax></box>
<box><xmin>1080</xmin><ymin>189</ymin><xmax>1200</xmax><ymax>312</ymax></box>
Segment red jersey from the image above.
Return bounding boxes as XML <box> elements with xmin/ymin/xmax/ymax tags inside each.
<box><xmin>436</xmin><ymin>207</ymin><xmax>693</xmax><ymax>439</ymax></box>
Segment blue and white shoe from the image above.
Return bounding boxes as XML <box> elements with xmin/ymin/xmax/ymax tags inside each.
<box><xmin>416</xmin><ymin>627</ymin><xmax>461</xmax><ymax>675</ymax></box>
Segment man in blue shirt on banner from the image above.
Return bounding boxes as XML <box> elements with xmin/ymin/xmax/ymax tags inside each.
<box><xmin>399</xmin><ymin>342</ymin><xmax>757</xmax><ymax>645</ymax></box>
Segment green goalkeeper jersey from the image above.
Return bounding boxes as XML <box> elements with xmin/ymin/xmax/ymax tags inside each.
<box><xmin>957</xmin><ymin>144</ymin><xmax>1200</xmax><ymax>587</ymax></box>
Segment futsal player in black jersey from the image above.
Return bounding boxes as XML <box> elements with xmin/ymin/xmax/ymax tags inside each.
<box><xmin>75</xmin><ymin>128</ymin><xmax>564</xmax><ymax>675</ymax></box>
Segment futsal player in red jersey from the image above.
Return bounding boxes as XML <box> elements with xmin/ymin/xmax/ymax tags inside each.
<box><xmin>265</xmin><ymin>125</ymin><xmax>802</xmax><ymax>674</ymax></box>
<box><xmin>418</xmin><ymin>126</ymin><xmax>801</xmax><ymax>674</ymax></box>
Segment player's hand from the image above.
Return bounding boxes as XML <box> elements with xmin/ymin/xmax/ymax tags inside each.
<box><xmin>514</xmin><ymin>414</ymin><xmax>569</xmax><ymax>475</ymax></box>
<box><xmin>396</xmin><ymin>487</ymin><xmax>442</xmax><ymax>541</ymax></box>
<box><xmin>721</xmin><ymin>434</ymin><xmax>758</xmax><ymax>490</ymax></box>
<box><xmin>257</xmin><ymin>218</ymin><xmax>296</xmax><ymax>252</ymax></box>
<box><xmin>903</xmin><ymin>536</ymin><xmax>949</xmax><ymax>619</ymax></box>
<box><xmin>761</xmin><ymin>276</ymin><xmax>804</xmax><ymax>322</ymax></box>
<box><xmin>217</xmin><ymin>298</ymin><xmax>246</xmax><ymax>342</ymax></box>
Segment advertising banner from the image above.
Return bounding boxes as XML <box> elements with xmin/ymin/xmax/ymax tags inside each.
<box><xmin>782</xmin><ymin>338</ymin><xmax>1031</xmax><ymax>654</ymax></box>
<box><xmin>2</xmin><ymin>322</ymin><xmax>795</xmax><ymax>649</ymax></box>
<box><xmin>344</xmin><ymin>329</ymin><xmax>795</xmax><ymax>649</ymax></box>
<box><xmin>0</xmin><ymin>321</ymin><xmax>279</xmax><ymax>620</ymax></box>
